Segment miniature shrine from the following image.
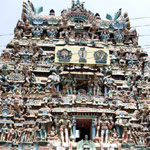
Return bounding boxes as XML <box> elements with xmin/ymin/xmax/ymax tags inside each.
<box><xmin>0</xmin><ymin>0</ymin><xmax>150</xmax><ymax>149</ymax></box>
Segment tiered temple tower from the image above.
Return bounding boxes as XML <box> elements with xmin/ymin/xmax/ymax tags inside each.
<box><xmin>0</xmin><ymin>0</ymin><xmax>150</xmax><ymax>150</ymax></box>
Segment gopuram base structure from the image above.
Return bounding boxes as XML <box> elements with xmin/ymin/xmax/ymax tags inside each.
<box><xmin>1</xmin><ymin>0</ymin><xmax>150</xmax><ymax>149</ymax></box>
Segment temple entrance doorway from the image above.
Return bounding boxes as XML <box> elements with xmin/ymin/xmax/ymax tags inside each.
<box><xmin>76</xmin><ymin>119</ymin><xmax>92</xmax><ymax>142</ymax></box>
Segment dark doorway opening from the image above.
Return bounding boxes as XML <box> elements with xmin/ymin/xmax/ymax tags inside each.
<box><xmin>76</xmin><ymin>80</ymin><xmax>88</xmax><ymax>92</ymax></box>
<box><xmin>76</xmin><ymin>119</ymin><xmax>92</xmax><ymax>142</ymax></box>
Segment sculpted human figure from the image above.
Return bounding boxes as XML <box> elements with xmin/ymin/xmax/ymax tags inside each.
<box><xmin>93</xmin><ymin>75</ymin><xmax>103</xmax><ymax>96</ymax></box>
<box><xmin>70</xmin><ymin>31</ymin><xmax>75</xmax><ymax>40</ymax></box>
<box><xmin>124</xmin><ymin>27</ymin><xmax>138</xmax><ymax>44</ymax></box>
<box><xmin>47</xmin><ymin>28</ymin><xmax>57</xmax><ymax>41</ymax></box>
<box><xmin>111</xmin><ymin>128</ymin><xmax>119</xmax><ymax>143</ymax></box>
<box><xmin>101</xmin><ymin>29</ymin><xmax>110</xmax><ymax>43</ymax></box>
<box><xmin>108</xmin><ymin>115</ymin><xmax>114</xmax><ymax>137</ymax></box>
<box><xmin>33</xmin><ymin>125</ymin><xmax>40</xmax><ymax>141</ymax></box>
<box><xmin>32</xmin><ymin>25</ymin><xmax>43</xmax><ymax>38</ymax></box>
<box><xmin>146</xmin><ymin>111</ymin><xmax>150</xmax><ymax>130</ymax></box>
<box><xmin>95</xmin><ymin>113</ymin><xmax>109</xmax><ymax>143</ymax></box>
<box><xmin>59</xmin><ymin>19</ymin><xmax>71</xmax><ymax>38</ymax></box>
<box><xmin>72</xmin><ymin>78</ymin><xmax>77</xmax><ymax>94</ymax></box>
<box><xmin>66</xmin><ymin>74</ymin><xmax>74</xmax><ymax>95</ymax></box>
<box><xmin>26</xmin><ymin>125</ymin><xmax>32</xmax><ymax>142</ymax></box>
<box><xmin>88</xmin><ymin>77</ymin><xmax>93</xmax><ymax>94</ymax></box>
<box><xmin>49</xmin><ymin>126</ymin><xmax>57</xmax><ymax>137</ymax></box>
<box><xmin>88</xmin><ymin>22</ymin><xmax>98</xmax><ymax>40</ymax></box>
<box><xmin>107</xmin><ymin>87</ymin><xmax>114</xmax><ymax>100</ymax></box>
<box><xmin>61</xmin><ymin>74</ymin><xmax>74</xmax><ymax>95</ymax></box>
<box><xmin>100</xmin><ymin>113</ymin><xmax>110</xmax><ymax>143</ymax></box>
<box><xmin>54</xmin><ymin>111</ymin><xmax>73</xmax><ymax>143</ymax></box>
<box><xmin>17</xmin><ymin>128</ymin><xmax>22</xmax><ymax>143</ymax></box>
<box><xmin>14</xmin><ymin>20</ymin><xmax>23</xmax><ymax>39</ymax></box>
<box><xmin>130</xmin><ymin>128</ymin><xmax>139</xmax><ymax>145</ymax></box>
<box><xmin>141</xmin><ymin>104</ymin><xmax>149</xmax><ymax>123</ymax></box>
<box><xmin>0</xmin><ymin>123</ymin><xmax>8</xmax><ymax>141</ymax></box>
<box><xmin>22</xmin><ymin>20</ymin><xmax>32</xmax><ymax>37</ymax></box>
<box><xmin>21</xmin><ymin>127</ymin><xmax>27</xmax><ymax>142</ymax></box>
<box><xmin>30</xmin><ymin>128</ymin><xmax>35</xmax><ymax>142</ymax></box>
<box><xmin>47</xmin><ymin>72</ymin><xmax>60</xmax><ymax>92</ymax></box>
<box><xmin>69</xmin><ymin>116</ymin><xmax>75</xmax><ymax>139</ymax></box>
<box><xmin>95</xmin><ymin>117</ymin><xmax>101</xmax><ymax>138</ymax></box>
<box><xmin>40</xmin><ymin>124</ymin><xmax>47</xmax><ymax>140</ymax></box>
<box><xmin>7</xmin><ymin>124</ymin><xmax>15</xmax><ymax>141</ymax></box>
<box><xmin>1</xmin><ymin>51</ymin><xmax>11</xmax><ymax>61</ymax></box>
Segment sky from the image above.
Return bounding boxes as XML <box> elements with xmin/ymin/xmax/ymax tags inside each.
<box><xmin>0</xmin><ymin>0</ymin><xmax>150</xmax><ymax>55</ymax></box>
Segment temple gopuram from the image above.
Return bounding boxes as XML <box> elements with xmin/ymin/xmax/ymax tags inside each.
<box><xmin>1</xmin><ymin>0</ymin><xmax>150</xmax><ymax>149</ymax></box>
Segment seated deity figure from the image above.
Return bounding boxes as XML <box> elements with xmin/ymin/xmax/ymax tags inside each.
<box><xmin>22</xmin><ymin>20</ymin><xmax>32</xmax><ymax>37</ymax></box>
<box><xmin>47</xmin><ymin>28</ymin><xmax>57</xmax><ymax>41</ymax></box>
<box><xmin>14</xmin><ymin>20</ymin><xmax>24</xmax><ymax>39</ymax></box>
<box><xmin>100</xmin><ymin>30</ymin><xmax>110</xmax><ymax>43</ymax></box>
<box><xmin>49</xmin><ymin>126</ymin><xmax>57</xmax><ymax>137</ymax></box>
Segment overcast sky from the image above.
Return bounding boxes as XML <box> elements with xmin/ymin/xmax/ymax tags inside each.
<box><xmin>0</xmin><ymin>0</ymin><xmax>150</xmax><ymax>55</ymax></box>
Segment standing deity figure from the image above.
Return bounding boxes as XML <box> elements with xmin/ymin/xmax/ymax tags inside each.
<box><xmin>61</xmin><ymin>74</ymin><xmax>75</xmax><ymax>95</ymax></box>
<box><xmin>21</xmin><ymin>127</ymin><xmax>27</xmax><ymax>143</ymax></box>
<box><xmin>93</xmin><ymin>75</ymin><xmax>103</xmax><ymax>96</ymax></box>
<box><xmin>40</xmin><ymin>124</ymin><xmax>47</xmax><ymax>140</ymax></box>
<box><xmin>7</xmin><ymin>124</ymin><xmax>15</xmax><ymax>141</ymax></box>
<box><xmin>54</xmin><ymin>111</ymin><xmax>74</xmax><ymax>143</ymax></box>
<box><xmin>33</xmin><ymin>126</ymin><xmax>40</xmax><ymax>141</ymax></box>
<box><xmin>88</xmin><ymin>77</ymin><xmax>93</xmax><ymax>95</ymax></box>
<box><xmin>72</xmin><ymin>78</ymin><xmax>77</xmax><ymax>94</ymax></box>
<box><xmin>95</xmin><ymin>117</ymin><xmax>101</xmax><ymax>138</ymax></box>
<box><xmin>66</xmin><ymin>74</ymin><xmax>74</xmax><ymax>95</ymax></box>
<box><xmin>95</xmin><ymin>113</ymin><xmax>109</xmax><ymax>143</ymax></box>
<box><xmin>100</xmin><ymin>113</ymin><xmax>109</xmax><ymax>143</ymax></box>
<box><xmin>107</xmin><ymin>87</ymin><xmax>114</xmax><ymax>100</ymax></box>
<box><xmin>93</xmin><ymin>75</ymin><xmax>100</xmax><ymax>96</ymax></box>
<box><xmin>0</xmin><ymin>123</ymin><xmax>8</xmax><ymax>141</ymax></box>
<box><xmin>88</xmin><ymin>22</ymin><xmax>98</xmax><ymax>40</ymax></box>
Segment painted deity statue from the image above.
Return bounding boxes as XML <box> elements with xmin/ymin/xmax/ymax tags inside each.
<box><xmin>22</xmin><ymin>20</ymin><xmax>32</xmax><ymax>37</ymax></box>
<box><xmin>95</xmin><ymin>113</ymin><xmax>109</xmax><ymax>143</ymax></box>
<box><xmin>40</xmin><ymin>124</ymin><xmax>47</xmax><ymax>140</ymax></box>
<box><xmin>61</xmin><ymin>74</ymin><xmax>76</xmax><ymax>95</ymax></box>
<box><xmin>88</xmin><ymin>22</ymin><xmax>99</xmax><ymax>40</ymax></box>
<box><xmin>54</xmin><ymin>111</ymin><xmax>75</xmax><ymax>143</ymax></box>
<box><xmin>93</xmin><ymin>75</ymin><xmax>103</xmax><ymax>96</ymax></box>
<box><xmin>47</xmin><ymin>72</ymin><xmax>60</xmax><ymax>93</ymax></box>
